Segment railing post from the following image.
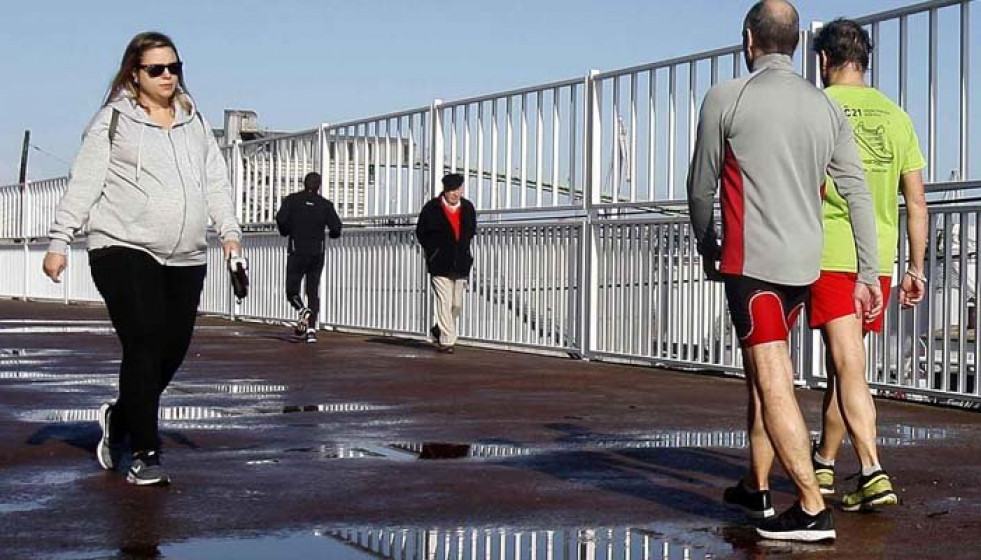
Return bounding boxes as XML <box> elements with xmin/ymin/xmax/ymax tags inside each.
<box><xmin>429</xmin><ymin>99</ymin><xmax>444</xmax><ymax>198</ymax></box>
<box><xmin>579</xmin><ymin>70</ymin><xmax>602</xmax><ymax>358</ymax></box>
<box><xmin>232</xmin><ymin>140</ymin><xmax>244</xmax><ymax>225</ymax></box>
<box><xmin>20</xmin><ymin>180</ymin><xmax>30</xmax><ymax>300</ymax></box>
<box><xmin>804</xmin><ymin>22</ymin><xmax>822</xmax><ymax>87</ymax></box>
<box><xmin>960</xmin><ymin>0</ymin><xmax>971</xmax><ymax>182</ymax></box>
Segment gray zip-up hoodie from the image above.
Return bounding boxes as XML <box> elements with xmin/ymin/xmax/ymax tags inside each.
<box><xmin>48</xmin><ymin>94</ymin><xmax>241</xmax><ymax>266</ymax></box>
<box><xmin>687</xmin><ymin>54</ymin><xmax>878</xmax><ymax>286</ymax></box>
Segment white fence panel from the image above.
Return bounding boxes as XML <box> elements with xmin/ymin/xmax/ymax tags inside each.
<box><xmin>237</xmin><ymin>131</ymin><xmax>321</xmax><ymax>225</ymax></box>
<box><xmin>322</xmin><ymin>108</ymin><xmax>432</xmax><ymax>222</ymax></box>
<box><xmin>464</xmin><ymin>222</ymin><xmax>581</xmax><ymax>351</ymax></box>
<box><xmin>437</xmin><ymin>79</ymin><xmax>587</xmax><ymax>214</ymax></box>
<box><xmin>0</xmin><ymin>184</ymin><xmax>22</xmax><ymax>239</ymax></box>
<box><xmin>322</xmin><ymin>226</ymin><xmax>428</xmax><ymax>335</ymax></box>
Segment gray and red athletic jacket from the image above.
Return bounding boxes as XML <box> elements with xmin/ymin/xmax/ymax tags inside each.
<box><xmin>687</xmin><ymin>54</ymin><xmax>879</xmax><ymax>286</ymax></box>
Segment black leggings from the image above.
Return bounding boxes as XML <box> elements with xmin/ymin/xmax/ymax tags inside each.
<box><xmin>90</xmin><ymin>247</ymin><xmax>206</xmax><ymax>453</ymax></box>
<box><xmin>286</xmin><ymin>252</ymin><xmax>325</xmax><ymax>327</ymax></box>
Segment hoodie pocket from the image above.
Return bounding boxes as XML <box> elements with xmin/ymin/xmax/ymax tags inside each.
<box><xmin>92</xmin><ymin>181</ymin><xmax>150</xmax><ymax>231</ymax></box>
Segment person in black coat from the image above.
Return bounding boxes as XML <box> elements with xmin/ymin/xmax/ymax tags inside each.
<box><xmin>275</xmin><ymin>172</ymin><xmax>342</xmax><ymax>342</ymax></box>
<box><xmin>415</xmin><ymin>173</ymin><xmax>477</xmax><ymax>353</ymax></box>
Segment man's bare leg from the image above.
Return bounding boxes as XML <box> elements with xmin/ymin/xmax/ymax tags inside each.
<box><xmin>819</xmin><ymin>316</ymin><xmax>881</xmax><ymax>470</ymax></box>
<box><xmin>746</xmin><ymin>340</ymin><xmax>825</xmax><ymax>513</ymax></box>
<box><xmin>743</xmin><ymin>350</ymin><xmax>775</xmax><ymax>491</ymax></box>
<box><xmin>818</xmin><ymin>351</ymin><xmax>847</xmax><ymax>462</ymax></box>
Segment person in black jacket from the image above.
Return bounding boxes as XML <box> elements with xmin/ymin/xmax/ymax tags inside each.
<box><xmin>415</xmin><ymin>173</ymin><xmax>477</xmax><ymax>353</ymax></box>
<box><xmin>275</xmin><ymin>172</ymin><xmax>342</xmax><ymax>342</ymax></box>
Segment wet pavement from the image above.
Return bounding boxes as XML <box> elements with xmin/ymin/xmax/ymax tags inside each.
<box><xmin>1</xmin><ymin>300</ymin><xmax>979</xmax><ymax>559</ymax></box>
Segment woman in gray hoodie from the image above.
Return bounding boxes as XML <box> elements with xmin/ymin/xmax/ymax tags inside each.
<box><xmin>42</xmin><ymin>31</ymin><xmax>242</xmax><ymax>486</ymax></box>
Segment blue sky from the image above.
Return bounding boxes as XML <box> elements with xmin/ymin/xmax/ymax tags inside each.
<box><xmin>0</xmin><ymin>0</ymin><xmax>963</xmax><ymax>182</ymax></box>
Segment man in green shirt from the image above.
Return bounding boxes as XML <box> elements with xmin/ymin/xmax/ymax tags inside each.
<box><xmin>809</xmin><ymin>18</ymin><xmax>928</xmax><ymax>511</ymax></box>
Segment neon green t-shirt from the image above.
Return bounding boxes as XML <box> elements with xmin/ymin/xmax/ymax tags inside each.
<box><xmin>822</xmin><ymin>85</ymin><xmax>926</xmax><ymax>274</ymax></box>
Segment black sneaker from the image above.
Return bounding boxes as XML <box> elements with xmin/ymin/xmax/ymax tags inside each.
<box><xmin>724</xmin><ymin>481</ymin><xmax>775</xmax><ymax>519</ymax></box>
<box><xmin>756</xmin><ymin>503</ymin><xmax>836</xmax><ymax>542</ymax></box>
<box><xmin>126</xmin><ymin>451</ymin><xmax>170</xmax><ymax>486</ymax></box>
<box><xmin>305</xmin><ymin>329</ymin><xmax>317</xmax><ymax>344</ymax></box>
<box><xmin>96</xmin><ymin>402</ymin><xmax>122</xmax><ymax>470</ymax></box>
<box><xmin>430</xmin><ymin>325</ymin><xmax>441</xmax><ymax>346</ymax></box>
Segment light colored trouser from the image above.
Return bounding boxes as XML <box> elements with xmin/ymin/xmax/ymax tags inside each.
<box><xmin>431</xmin><ymin>276</ymin><xmax>466</xmax><ymax>346</ymax></box>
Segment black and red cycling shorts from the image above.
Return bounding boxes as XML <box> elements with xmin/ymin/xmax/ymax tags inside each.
<box><xmin>724</xmin><ymin>275</ymin><xmax>808</xmax><ymax>348</ymax></box>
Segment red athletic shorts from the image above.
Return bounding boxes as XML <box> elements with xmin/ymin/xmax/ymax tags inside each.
<box><xmin>724</xmin><ymin>275</ymin><xmax>808</xmax><ymax>348</ymax></box>
<box><xmin>809</xmin><ymin>271</ymin><xmax>892</xmax><ymax>333</ymax></box>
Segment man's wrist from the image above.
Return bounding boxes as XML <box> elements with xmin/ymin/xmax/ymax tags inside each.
<box><xmin>905</xmin><ymin>268</ymin><xmax>927</xmax><ymax>283</ymax></box>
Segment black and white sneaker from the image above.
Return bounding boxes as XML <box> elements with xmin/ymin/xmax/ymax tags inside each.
<box><xmin>294</xmin><ymin>308</ymin><xmax>312</xmax><ymax>336</ymax></box>
<box><xmin>126</xmin><ymin>451</ymin><xmax>170</xmax><ymax>486</ymax></box>
<box><xmin>724</xmin><ymin>481</ymin><xmax>775</xmax><ymax>519</ymax></box>
<box><xmin>96</xmin><ymin>402</ymin><xmax>121</xmax><ymax>470</ymax></box>
<box><xmin>756</xmin><ymin>502</ymin><xmax>836</xmax><ymax>542</ymax></box>
<box><xmin>305</xmin><ymin>329</ymin><xmax>317</xmax><ymax>343</ymax></box>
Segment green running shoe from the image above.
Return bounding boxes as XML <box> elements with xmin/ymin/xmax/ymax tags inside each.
<box><xmin>813</xmin><ymin>459</ymin><xmax>835</xmax><ymax>496</ymax></box>
<box><xmin>841</xmin><ymin>470</ymin><xmax>898</xmax><ymax>512</ymax></box>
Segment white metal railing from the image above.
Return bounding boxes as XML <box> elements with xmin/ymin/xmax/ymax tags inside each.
<box><xmin>22</xmin><ymin>177</ymin><xmax>69</xmax><ymax>239</ymax></box>
<box><xmin>0</xmin><ymin>183</ymin><xmax>22</xmax><ymax>239</ymax></box>
<box><xmin>464</xmin><ymin>221</ymin><xmax>581</xmax><ymax>351</ymax></box>
<box><xmin>856</xmin><ymin>0</ymin><xmax>972</xmax><ymax>185</ymax></box>
<box><xmin>322</xmin><ymin>107</ymin><xmax>432</xmax><ymax>221</ymax></box>
<box><xmin>235</xmin><ymin>130</ymin><xmax>321</xmax><ymax>225</ymax></box>
<box><xmin>436</xmin><ymin>78</ymin><xmax>587</xmax><ymax>213</ymax></box>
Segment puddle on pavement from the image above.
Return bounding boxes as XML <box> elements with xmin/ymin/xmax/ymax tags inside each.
<box><xmin>278</xmin><ymin>441</ymin><xmax>530</xmax><ymax>462</ymax></box>
<box><xmin>0</xmin><ymin>496</ymin><xmax>51</xmax><ymax>514</ymax></box>
<box><xmin>19</xmin><ymin>402</ymin><xmax>389</xmax><ymax>424</ymax></box>
<box><xmin>53</xmin><ymin>525</ymin><xmax>725</xmax><ymax>560</ymax></box>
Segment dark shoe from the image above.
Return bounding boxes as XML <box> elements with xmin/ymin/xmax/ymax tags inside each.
<box><xmin>430</xmin><ymin>325</ymin><xmax>441</xmax><ymax>345</ymax></box>
<box><xmin>756</xmin><ymin>503</ymin><xmax>836</xmax><ymax>542</ymax></box>
<box><xmin>724</xmin><ymin>481</ymin><xmax>775</xmax><ymax>519</ymax></box>
<box><xmin>126</xmin><ymin>451</ymin><xmax>170</xmax><ymax>486</ymax></box>
<box><xmin>294</xmin><ymin>308</ymin><xmax>312</xmax><ymax>336</ymax></box>
<box><xmin>96</xmin><ymin>402</ymin><xmax>122</xmax><ymax>470</ymax></box>
<box><xmin>305</xmin><ymin>329</ymin><xmax>317</xmax><ymax>344</ymax></box>
<box><xmin>436</xmin><ymin>345</ymin><xmax>454</xmax><ymax>354</ymax></box>
<box><xmin>841</xmin><ymin>470</ymin><xmax>898</xmax><ymax>512</ymax></box>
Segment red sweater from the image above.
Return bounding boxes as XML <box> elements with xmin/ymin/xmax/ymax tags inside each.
<box><xmin>441</xmin><ymin>198</ymin><xmax>461</xmax><ymax>240</ymax></box>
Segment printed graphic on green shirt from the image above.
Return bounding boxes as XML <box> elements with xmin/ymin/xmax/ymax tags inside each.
<box><xmin>822</xmin><ymin>86</ymin><xmax>926</xmax><ymax>275</ymax></box>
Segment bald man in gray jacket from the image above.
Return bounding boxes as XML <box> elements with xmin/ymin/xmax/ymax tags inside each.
<box><xmin>687</xmin><ymin>0</ymin><xmax>881</xmax><ymax>542</ymax></box>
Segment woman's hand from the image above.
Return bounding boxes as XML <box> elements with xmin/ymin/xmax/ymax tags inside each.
<box><xmin>222</xmin><ymin>239</ymin><xmax>242</xmax><ymax>259</ymax></box>
<box><xmin>43</xmin><ymin>252</ymin><xmax>67</xmax><ymax>283</ymax></box>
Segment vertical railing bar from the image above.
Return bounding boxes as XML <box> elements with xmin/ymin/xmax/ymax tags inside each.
<box><xmin>551</xmin><ymin>87</ymin><xmax>561</xmax><ymax>207</ymax></box>
<box><xmin>928</xmin><ymin>7</ymin><xmax>938</xmax><ymax>183</ymax></box>
<box><xmin>668</xmin><ymin>65</ymin><xmax>678</xmax><ymax>199</ymax></box>
<box><xmin>629</xmin><ymin>72</ymin><xmax>638</xmax><ymax>204</ymax></box>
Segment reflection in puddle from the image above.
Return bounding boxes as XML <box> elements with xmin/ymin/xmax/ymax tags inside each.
<box><xmin>188</xmin><ymin>383</ymin><xmax>288</xmax><ymax>395</ymax></box>
<box><xmin>21</xmin><ymin>402</ymin><xmax>388</xmax><ymax>424</ymax></box>
<box><xmin>55</xmin><ymin>526</ymin><xmax>718</xmax><ymax>560</ymax></box>
<box><xmin>283</xmin><ymin>442</ymin><xmax>529</xmax><ymax>462</ymax></box>
<box><xmin>318</xmin><ymin>526</ymin><xmax>716</xmax><ymax>560</ymax></box>
<box><xmin>0</xmin><ymin>497</ymin><xmax>51</xmax><ymax>514</ymax></box>
<box><xmin>0</xmin><ymin>326</ymin><xmax>116</xmax><ymax>335</ymax></box>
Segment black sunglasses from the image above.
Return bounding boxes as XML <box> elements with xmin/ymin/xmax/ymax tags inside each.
<box><xmin>139</xmin><ymin>62</ymin><xmax>183</xmax><ymax>78</ymax></box>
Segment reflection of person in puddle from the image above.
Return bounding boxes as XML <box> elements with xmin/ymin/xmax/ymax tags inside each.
<box><xmin>415</xmin><ymin>174</ymin><xmax>477</xmax><ymax>354</ymax></box>
<box><xmin>42</xmin><ymin>31</ymin><xmax>242</xmax><ymax>486</ymax></box>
